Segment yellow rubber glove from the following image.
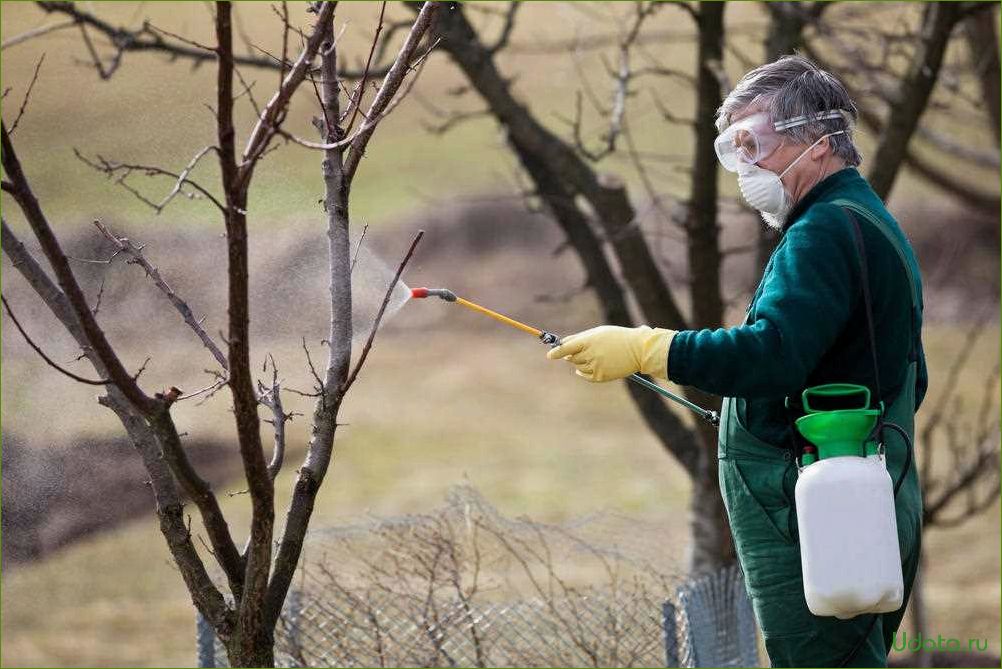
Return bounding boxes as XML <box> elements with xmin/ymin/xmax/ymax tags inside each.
<box><xmin>546</xmin><ymin>325</ymin><xmax>676</xmax><ymax>383</ymax></box>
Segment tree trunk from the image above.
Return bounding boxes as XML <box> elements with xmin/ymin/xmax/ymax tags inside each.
<box><xmin>422</xmin><ymin>1</ymin><xmax>738</xmax><ymax>574</ymax></box>
<box><xmin>682</xmin><ymin>3</ymin><xmax>734</xmax><ymax>575</ymax></box>
<box><xmin>688</xmin><ymin>444</ymin><xmax>736</xmax><ymax>574</ymax></box>
<box><xmin>755</xmin><ymin>2</ymin><xmax>822</xmax><ymax>273</ymax></box>
<box><xmin>226</xmin><ymin>628</ymin><xmax>276</xmax><ymax>668</ymax></box>
<box><xmin>866</xmin><ymin>2</ymin><xmax>961</xmax><ymax>200</ymax></box>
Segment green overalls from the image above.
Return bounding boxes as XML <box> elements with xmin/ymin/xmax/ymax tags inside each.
<box><xmin>718</xmin><ymin>202</ymin><xmax>923</xmax><ymax>667</ymax></box>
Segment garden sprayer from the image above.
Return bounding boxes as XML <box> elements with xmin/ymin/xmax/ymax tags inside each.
<box><xmin>410</xmin><ymin>287</ymin><xmax>719</xmax><ymax>426</ymax></box>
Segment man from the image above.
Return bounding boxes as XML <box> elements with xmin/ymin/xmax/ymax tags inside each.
<box><xmin>547</xmin><ymin>55</ymin><xmax>926</xmax><ymax>667</ymax></box>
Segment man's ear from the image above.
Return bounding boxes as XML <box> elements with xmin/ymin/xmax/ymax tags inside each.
<box><xmin>810</xmin><ymin>136</ymin><xmax>830</xmax><ymax>160</ymax></box>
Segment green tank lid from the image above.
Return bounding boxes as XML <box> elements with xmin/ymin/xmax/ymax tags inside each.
<box><xmin>794</xmin><ymin>384</ymin><xmax>881</xmax><ymax>461</ymax></box>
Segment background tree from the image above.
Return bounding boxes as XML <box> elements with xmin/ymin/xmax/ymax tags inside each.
<box><xmin>407</xmin><ymin>0</ymin><xmax>999</xmax><ymax>573</ymax></box>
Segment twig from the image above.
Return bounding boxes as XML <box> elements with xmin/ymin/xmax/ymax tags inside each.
<box><xmin>8</xmin><ymin>54</ymin><xmax>45</xmax><ymax>136</ymax></box>
<box><xmin>91</xmin><ymin>275</ymin><xmax>107</xmax><ymax>315</ymax></box>
<box><xmin>74</xmin><ymin>148</ymin><xmax>225</xmax><ymax>213</ymax></box>
<box><xmin>132</xmin><ymin>356</ymin><xmax>152</xmax><ymax>381</ymax></box>
<box><xmin>1</xmin><ymin>19</ymin><xmax>76</xmax><ymax>50</ymax></box>
<box><xmin>486</xmin><ymin>2</ymin><xmax>521</xmax><ymax>55</ymax></box>
<box><xmin>302</xmin><ymin>336</ymin><xmax>326</xmax><ymax>408</ymax></box>
<box><xmin>2</xmin><ymin>294</ymin><xmax>111</xmax><ymax>385</ymax></box>
<box><xmin>277</xmin><ymin>1</ymin><xmax>290</xmax><ymax>89</ymax></box>
<box><xmin>256</xmin><ymin>354</ymin><xmax>288</xmax><ymax>480</ymax></box>
<box><xmin>92</xmin><ymin>220</ymin><xmax>228</xmax><ymax>371</ymax></box>
<box><xmin>344</xmin><ymin>1</ymin><xmax>387</xmax><ymax>133</ymax></box>
<box><xmin>350</xmin><ymin>223</ymin><xmax>369</xmax><ymax>274</ymax></box>
<box><xmin>342</xmin><ymin>230</ymin><xmax>423</xmax><ymax>393</ymax></box>
<box><xmin>233</xmin><ymin>66</ymin><xmax>263</xmax><ymax>118</ymax></box>
<box><xmin>177</xmin><ymin>377</ymin><xmax>229</xmax><ymax>403</ymax></box>
<box><xmin>76</xmin><ymin>21</ymin><xmax>123</xmax><ymax>80</ymax></box>
<box><xmin>145</xmin><ymin>21</ymin><xmax>216</xmax><ymax>53</ymax></box>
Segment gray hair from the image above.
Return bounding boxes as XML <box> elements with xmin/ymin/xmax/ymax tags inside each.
<box><xmin>717</xmin><ymin>55</ymin><xmax>862</xmax><ymax>167</ymax></box>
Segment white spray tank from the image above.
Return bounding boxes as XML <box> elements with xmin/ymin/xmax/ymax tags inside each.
<box><xmin>793</xmin><ymin>384</ymin><xmax>904</xmax><ymax>619</ymax></box>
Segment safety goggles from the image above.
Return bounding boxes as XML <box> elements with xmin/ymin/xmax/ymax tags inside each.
<box><xmin>714</xmin><ymin>110</ymin><xmax>848</xmax><ymax>172</ymax></box>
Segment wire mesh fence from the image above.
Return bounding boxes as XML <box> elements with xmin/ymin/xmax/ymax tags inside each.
<box><xmin>197</xmin><ymin>486</ymin><xmax>759</xmax><ymax>667</ymax></box>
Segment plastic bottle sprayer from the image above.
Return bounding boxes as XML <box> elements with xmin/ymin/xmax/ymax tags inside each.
<box><xmin>792</xmin><ymin>383</ymin><xmax>904</xmax><ymax>619</ymax></box>
<box><xmin>410</xmin><ymin>287</ymin><xmax>719</xmax><ymax>426</ymax></box>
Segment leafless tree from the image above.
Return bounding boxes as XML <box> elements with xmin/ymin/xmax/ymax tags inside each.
<box><xmin>406</xmin><ymin>1</ymin><xmax>999</xmax><ymax>574</ymax></box>
<box><xmin>1</xmin><ymin>2</ymin><xmax>439</xmax><ymax>665</ymax></box>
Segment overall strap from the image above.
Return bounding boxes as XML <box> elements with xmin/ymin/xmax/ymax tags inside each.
<box><xmin>843</xmin><ymin>208</ymin><xmax>883</xmax><ymax>406</ymax></box>
<box><xmin>831</xmin><ymin>198</ymin><xmax>921</xmax><ymax>362</ymax></box>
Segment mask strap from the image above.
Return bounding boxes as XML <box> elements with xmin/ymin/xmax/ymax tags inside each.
<box><xmin>778</xmin><ymin>131</ymin><xmax>844</xmax><ymax>179</ymax></box>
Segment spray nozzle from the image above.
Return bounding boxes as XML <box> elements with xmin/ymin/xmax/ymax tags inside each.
<box><xmin>411</xmin><ymin>287</ymin><xmax>457</xmax><ymax>302</ymax></box>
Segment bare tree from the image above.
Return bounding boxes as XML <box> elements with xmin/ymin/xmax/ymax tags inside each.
<box><xmin>406</xmin><ymin>1</ymin><xmax>999</xmax><ymax>576</ymax></box>
<box><xmin>400</xmin><ymin>1</ymin><xmax>732</xmax><ymax>573</ymax></box>
<box><xmin>1</xmin><ymin>2</ymin><xmax>439</xmax><ymax>665</ymax></box>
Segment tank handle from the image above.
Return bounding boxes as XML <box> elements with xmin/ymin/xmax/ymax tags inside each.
<box><xmin>802</xmin><ymin>384</ymin><xmax>871</xmax><ymax>414</ymax></box>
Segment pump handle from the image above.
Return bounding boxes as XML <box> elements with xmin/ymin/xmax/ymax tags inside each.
<box><xmin>802</xmin><ymin>383</ymin><xmax>871</xmax><ymax>414</ymax></box>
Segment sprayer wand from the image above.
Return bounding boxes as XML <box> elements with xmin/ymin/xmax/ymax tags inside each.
<box><xmin>411</xmin><ymin>287</ymin><xmax>720</xmax><ymax>427</ymax></box>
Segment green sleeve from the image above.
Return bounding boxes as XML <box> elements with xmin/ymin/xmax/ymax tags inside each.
<box><xmin>668</xmin><ymin>204</ymin><xmax>859</xmax><ymax>397</ymax></box>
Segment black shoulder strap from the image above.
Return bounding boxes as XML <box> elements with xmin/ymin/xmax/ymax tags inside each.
<box><xmin>831</xmin><ymin>198</ymin><xmax>921</xmax><ymax>363</ymax></box>
<box><xmin>843</xmin><ymin>208</ymin><xmax>883</xmax><ymax>407</ymax></box>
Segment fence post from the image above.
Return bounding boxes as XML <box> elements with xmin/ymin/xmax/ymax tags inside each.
<box><xmin>196</xmin><ymin>611</ymin><xmax>217</xmax><ymax>668</ymax></box>
<box><xmin>662</xmin><ymin>600</ymin><xmax>680</xmax><ymax>667</ymax></box>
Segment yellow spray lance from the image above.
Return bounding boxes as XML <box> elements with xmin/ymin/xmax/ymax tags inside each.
<box><xmin>410</xmin><ymin>287</ymin><xmax>719</xmax><ymax>426</ymax></box>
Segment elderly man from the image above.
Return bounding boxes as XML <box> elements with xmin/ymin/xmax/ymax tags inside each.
<box><xmin>548</xmin><ymin>55</ymin><xmax>926</xmax><ymax>667</ymax></box>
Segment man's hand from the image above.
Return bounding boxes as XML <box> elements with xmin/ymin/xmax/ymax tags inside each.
<box><xmin>546</xmin><ymin>325</ymin><xmax>676</xmax><ymax>382</ymax></box>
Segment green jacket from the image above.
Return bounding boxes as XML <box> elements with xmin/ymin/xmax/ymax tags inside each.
<box><xmin>668</xmin><ymin>167</ymin><xmax>928</xmax><ymax>447</ymax></box>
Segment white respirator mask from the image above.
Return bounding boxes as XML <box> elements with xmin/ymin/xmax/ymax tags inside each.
<box><xmin>736</xmin><ymin>131</ymin><xmax>844</xmax><ymax>227</ymax></box>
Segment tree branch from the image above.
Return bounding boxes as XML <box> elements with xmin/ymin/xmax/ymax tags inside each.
<box><xmin>1</xmin><ymin>18</ymin><xmax>75</xmax><ymax>50</ymax></box>
<box><xmin>7</xmin><ymin>54</ymin><xmax>45</xmax><ymax>136</ymax></box>
<box><xmin>964</xmin><ymin>10</ymin><xmax>1001</xmax><ymax>145</ymax></box>
<box><xmin>256</xmin><ymin>355</ymin><xmax>293</xmax><ymax>481</ymax></box>
<box><xmin>343</xmin><ymin>1</ymin><xmax>387</xmax><ymax>134</ymax></box>
<box><xmin>1</xmin><ymin>294</ymin><xmax>111</xmax><ymax>385</ymax></box>
<box><xmin>215</xmin><ymin>1</ymin><xmax>274</xmax><ymax>647</ymax></box>
<box><xmin>342</xmin><ymin>1</ymin><xmax>440</xmax><ymax>181</ymax></box>
<box><xmin>863</xmin><ymin>2</ymin><xmax>963</xmax><ymax>199</ymax></box>
<box><xmin>74</xmin><ymin>147</ymin><xmax>226</xmax><ymax>214</ymax></box>
<box><xmin>2</xmin><ymin>121</ymin><xmax>157</xmax><ymax>413</ymax></box>
<box><xmin>237</xmin><ymin>2</ymin><xmax>336</xmax><ymax>186</ymax></box>
<box><xmin>92</xmin><ymin>220</ymin><xmax>228</xmax><ymax>371</ymax></box>
<box><xmin>1</xmin><ymin>217</ymin><xmax>235</xmax><ymax>633</ymax></box>
<box><xmin>33</xmin><ymin>1</ymin><xmax>381</xmax><ymax>80</ymax></box>
<box><xmin>342</xmin><ymin>229</ymin><xmax>423</xmax><ymax>394</ymax></box>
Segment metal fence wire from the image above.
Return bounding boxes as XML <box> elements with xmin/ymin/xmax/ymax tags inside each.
<box><xmin>197</xmin><ymin>486</ymin><xmax>759</xmax><ymax>668</ymax></box>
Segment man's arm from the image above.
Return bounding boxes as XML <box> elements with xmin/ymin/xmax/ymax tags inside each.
<box><xmin>668</xmin><ymin>204</ymin><xmax>860</xmax><ymax>398</ymax></box>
